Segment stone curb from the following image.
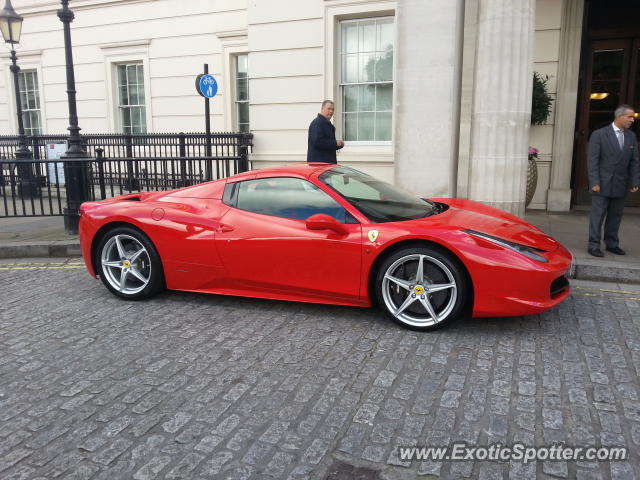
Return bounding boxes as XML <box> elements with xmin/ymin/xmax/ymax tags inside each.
<box><xmin>0</xmin><ymin>240</ymin><xmax>82</xmax><ymax>259</ymax></box>
<box><xmin>1</xmin><ymin>240</ymin><xmax>639</xmax><ymax>285</ymax></box>
<box><xmin>570</xmin><ymin>257</ymin><xmax>640</xmax><ymax>285</ymax></box>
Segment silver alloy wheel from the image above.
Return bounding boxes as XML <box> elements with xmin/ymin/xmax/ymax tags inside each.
<box><xmin>100</xmin><ymin>234</ymin><xmax>151</xmax><ymax>295</ymax></box>
<box><xmin>381</xmin><ymin>254</ymin><xmax>457</xmax><ymax>327</ymax></box>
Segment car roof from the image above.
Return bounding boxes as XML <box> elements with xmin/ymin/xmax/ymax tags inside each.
<box><xmin>229</xmin><ymin>162</ymin><xmax>337</xmax><ymax>181</ymax></box>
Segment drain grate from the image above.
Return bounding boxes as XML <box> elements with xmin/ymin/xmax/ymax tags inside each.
<box><xmin>325</xmin><ymin>460</ymin><xmax>381</xmax><ymax>480</ymax></box>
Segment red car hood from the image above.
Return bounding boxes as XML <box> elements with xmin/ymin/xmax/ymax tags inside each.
<box><xmin>415</xmin><ymin>198</ymin><xmax>560</xmax><ymax>251</ymax></box>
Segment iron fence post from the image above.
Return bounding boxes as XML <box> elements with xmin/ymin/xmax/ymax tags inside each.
<box><xmin>205</xmin><ymin>131</ymin><xmax>212</xmax><ymax>181</ymax></box>
<box><xmin>30</xmin><ymin>136</ymin><xmax>44</xmax><ymax>187</ymax></box>
<box><xmin>238</xmin><ymin>133</ymin><xmax>251</xmax><ymax>173</ymax></box>
<box><xmin>31</xmin><ymin>136</ymin><xmax>40</xmax><ymax>162</ymax></box>
<box><xmin>96</xmin><ymin>148</ymin><xmax>106</xmax><ymax>200</ymax></box>
<box><xmin>179</xmin><ymin>132</ymin><xmax>188</xmax><ymax>187</ymax></box>
<box><xmin>124</xmin><ymin>134</ymin><xmax>139</xmax><ymax>191</ymax></box>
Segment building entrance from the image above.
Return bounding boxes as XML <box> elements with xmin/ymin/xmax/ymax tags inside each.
<box><xmin>573</xmin><ymin>1</ymin><xmax>640</xmax><ymax>207</ymax></box>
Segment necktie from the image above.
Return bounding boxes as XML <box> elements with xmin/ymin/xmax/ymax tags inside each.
<box><xmin>617</xmin><ymin>129</ymin><xmax>624</xmax><ymax>150</ymax></box>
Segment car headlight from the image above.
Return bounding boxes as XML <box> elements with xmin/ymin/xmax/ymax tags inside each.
<box><xmin>463</xmin><ymin>229</ymin><xmax>549</xmax><ymax>263</ymax></box>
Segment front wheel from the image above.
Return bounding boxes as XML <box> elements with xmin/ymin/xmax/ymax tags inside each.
<box><xmin>95</xmin><ymin>226</ymin><xmax>164</xmax><ymax>300</ymax></box>
<box><xmin>375</xmin><ymin>246</ymin><xmax>469</xmax><ymax>331</ymax></box>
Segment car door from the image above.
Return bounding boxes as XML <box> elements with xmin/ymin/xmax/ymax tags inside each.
<box><xmin>215</xmin><ymin>176</ymin><xmax>363</xmax><ymax>303</ymax></box>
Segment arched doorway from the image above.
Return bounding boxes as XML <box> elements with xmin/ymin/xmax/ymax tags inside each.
<box><xmin>573</xmin><ymin>0</ymin><xmax>640</xmax><ymax>207</ymax></box>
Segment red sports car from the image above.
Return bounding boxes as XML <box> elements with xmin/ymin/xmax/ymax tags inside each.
<box><xmin>79</xmin><ymin>163</ymin><xmax>572</xmax><ymax>331</ymax></box>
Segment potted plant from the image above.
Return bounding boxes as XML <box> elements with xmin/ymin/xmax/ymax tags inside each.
<box><xmin>526</xmin><ymin>147</ymin><xmax>539</xmax><ymax>206</ymax></box>
<box><xmin>527</xmin><ymin>73</ymin><xmax>553</xmax><ymax>207</ymax></box>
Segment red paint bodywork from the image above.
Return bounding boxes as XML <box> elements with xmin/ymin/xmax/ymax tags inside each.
<box><xmin>79</xmin><ymin>163</ymin><xmax>572</xmax><ymax>317</ymax></box>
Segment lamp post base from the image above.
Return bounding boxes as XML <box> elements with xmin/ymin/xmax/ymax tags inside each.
<box><xmin>17</xmin><ymin>180</ymin><xmax>41</xmax><ymax>198</ymax></box>
<box><xmin>15</xmin><ymin>157</ymin><xmax>42</xmax><ymax>199</ymax></box>
<box><xmin>63</xmin><ymin>208</ymin><xmax>80</xmax><ymax>235</ymax></box>
<box><xmin>62</xmin><ymin>155</ymin><xmax>91</xmax><ymax>235</ymax></box>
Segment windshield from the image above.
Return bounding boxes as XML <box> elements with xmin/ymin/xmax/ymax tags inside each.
<box><xmin>319</xmin><ymin>167</ymin><xmax>436</xmax><ymax>223</ymax></box>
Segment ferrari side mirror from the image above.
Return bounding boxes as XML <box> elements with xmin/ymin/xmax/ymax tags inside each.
<box><xmin>305</xmin><ymin>213</ymin><xmax>348</xmax><ymax>235</ymax></box>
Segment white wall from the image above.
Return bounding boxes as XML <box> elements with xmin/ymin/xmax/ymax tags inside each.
<box><xmin>2</xmin><ymin>0</ymin><xmax>399</xmax><ymax>183</ymax></box>
<box><xmin>530</xmin><ymin>0</ymin><xmax>562</xmax><ymax>209</ymax></box>
<box><xmin>246</xmin><ymin>0</ymin><xmax>397</xmax><ymax>182</ymax></box>
<box><xmin>0</xmin><ymin>0</ymin><xmax>247</xmax><ymax>135</ymax></box>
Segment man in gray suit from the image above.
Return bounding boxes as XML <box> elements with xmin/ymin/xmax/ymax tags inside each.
<box><xmin>587</xmin><ymin>104</ymin><xmax>640</xmax><ymax>257</ymax></box>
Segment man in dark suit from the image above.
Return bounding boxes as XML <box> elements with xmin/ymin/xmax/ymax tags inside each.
<box><xmin>587</xmin><ymin>104</ymin><xmax>640</xmax><ymax>257</ymax></box>
<box><xmin>307</xmin><ymin>100</ymin><xmax>344</xmax><ymax>163</ymax></box>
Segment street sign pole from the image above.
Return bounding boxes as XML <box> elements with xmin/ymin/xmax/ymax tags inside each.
<box><xmin>204</xmin><ymin>63</ymin><xmax>211</xmax><ymax>159</ymax></box>
<box><xmin>204</xmin><ymin>64</ymin><xmax>211</xmax><ymax>180</ymax></box>
<box><xmin>196</xmin><ymin>65</ymin><xmax>217</xmax><ymax>180</ymax></box>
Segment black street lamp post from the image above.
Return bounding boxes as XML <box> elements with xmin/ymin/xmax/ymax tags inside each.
<box><xmin>58</xmin><ymin>0</ymin><xmax>90</xmax><ymax>234</ymax></box>
<box><xmin>0</xmin><ymin>0</ymin><xmax>40</xmax><ymax>198</ymax></box>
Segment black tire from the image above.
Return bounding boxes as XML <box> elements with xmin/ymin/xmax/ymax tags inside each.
<box><xmin>374</xmin><ymin>246</ymin><xmax>469</xmax><ymax>331</ymax></box>
<box><xmin>94</xmin><ymin>226</ymin><xmax>164</xmax><ymax>300</ymax></box>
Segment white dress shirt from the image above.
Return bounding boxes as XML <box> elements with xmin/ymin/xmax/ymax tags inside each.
<box><xmin>612</xmin><ymin>122</ymin><xmax>625</xmax><ymax>149</ymax></box>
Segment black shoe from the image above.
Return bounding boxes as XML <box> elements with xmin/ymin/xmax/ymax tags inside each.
<box><xmin>606</xmin><ymin>246</ymin><xmax>626</xmax><ymax>255</ymax></box>
<box><xmin>588</xmin><ymin>247</ymin><xmax>604</xmax><ymax>257</ymax></box>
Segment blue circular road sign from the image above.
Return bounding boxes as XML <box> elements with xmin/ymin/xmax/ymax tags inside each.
<box><xmin>196</xmin><ymin>74</ymin><xmax>218</xmax><ymax>98</ymax></box>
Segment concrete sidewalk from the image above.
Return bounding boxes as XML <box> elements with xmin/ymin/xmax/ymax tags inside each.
<box><xmin>525</xmin><ymin>210</ymin><xmax>640</xmax><ymax>284</ymax></box>
<box><xmin>1</xmin><ymin>210</ymin><xmax>639</xmax><ymax>284</ymax></box>
<box><xmin>0</xmin><ymin>216</ymin><xmax>81</xmax><ymax>258</ymax></box>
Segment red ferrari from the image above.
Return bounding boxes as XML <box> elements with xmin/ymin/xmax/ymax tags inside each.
<box><xmin>79</xmin><ymin>163</ymin><xmax>572</xmax><ymax>331</ymax></box>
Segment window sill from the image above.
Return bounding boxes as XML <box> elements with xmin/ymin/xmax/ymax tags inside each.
<box><xmin>343</xmin><ymin>141</ymin><xmax>393</xmax><ymax>147</ymax></box>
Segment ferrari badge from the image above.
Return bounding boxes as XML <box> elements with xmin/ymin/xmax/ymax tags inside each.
<box><xmin>368</xmin><ymin>230</ymin><xmax>379</xmax><ymax>242</ymax></box>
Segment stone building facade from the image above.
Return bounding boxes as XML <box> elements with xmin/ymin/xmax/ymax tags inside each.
<box><xmin>1</xmin><ymin>0</ymin><xmax>638</xmax><ymax>215</ymax></box>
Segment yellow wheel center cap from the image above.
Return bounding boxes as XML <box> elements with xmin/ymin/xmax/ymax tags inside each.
<box><xmin>123</xmin><ymin>260</ymin><xmax>131</xmax><ymax>268</ymax></box>
<box><xmin>414</xmin><ymin>286</ymin><xmax>425</xmax><ymax>295</ymax></box>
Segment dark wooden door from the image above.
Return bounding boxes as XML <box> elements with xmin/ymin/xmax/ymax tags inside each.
<box><xmin>575</xmin><ymin>39</ymin><xmax>640</xmax><ymax>206</ymax></box>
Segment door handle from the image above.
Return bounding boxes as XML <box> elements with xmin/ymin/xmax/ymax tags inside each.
<box><xmin>218</xmin><ymin>224</ymin><xmax>234</xmax><ymax>232</ymax></box>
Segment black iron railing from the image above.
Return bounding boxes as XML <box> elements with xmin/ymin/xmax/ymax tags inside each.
<box><xmin>0</xmin><ymin>132</ymin><xmax>252</xmax><ymax>218</ymax></box>
<box><xmin>0</xmin><ymin>131</ymin><xmax>251</xmax><ymax>163</ymax></box>
<box><xmin>0</xmin><ymin>155</ymin><xmax>244</xmax><ymax>217</ymax></box>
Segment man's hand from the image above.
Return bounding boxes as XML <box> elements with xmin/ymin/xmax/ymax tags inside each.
<box><xmin>592</xmin><ymin>185</ymin><xmax>600</xmax><ymax>192</ymax></box>
<box><xmin>632</xmin><ymin>186</ymin><xmax>639</xmax><ymax>193</ymax></box>
<box><xmin>337</xmin><ymin>140</ymin><xmax>345</xmax><ymax>148</ymax></box>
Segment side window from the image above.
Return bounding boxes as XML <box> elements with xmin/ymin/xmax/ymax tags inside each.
<box><xmin>234</xmin><ymin>54</ymin><xmax>250</xmax><ymax>132</ymax></box>
<box><xmin>18</xmin><ymin>71</ymin><xmax>43</xmax><ymax>136</ymax></box>
<box><xmin>235</xmin><ymin>177</ymin><xmax>356</xmax><ymax>223</ymax></box>
<box><xmin>117</xmin><ymin>63</ymin><xmax>147</xmax><ymax>134</ymax></box>
<box><xmin>340</xmin><ymin>17</ymin><xmax>394</xmax><ymax>142</ymax></box>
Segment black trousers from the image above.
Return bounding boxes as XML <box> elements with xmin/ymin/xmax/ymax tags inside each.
<box><xmin>588</xmin><ymin>194</ymin><xmax>626</xmax><ymax>249</ymax></box>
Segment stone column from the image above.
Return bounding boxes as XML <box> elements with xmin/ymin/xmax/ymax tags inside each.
<box><xmin>467</xmin><ymin>0</ymin><xmax>535</xmax><ymax>217</ymax></box>
<box><xmin>548</xmin><ymin>0</ymin><xmax>584</xmax><ymax>212</ymax></box>
<box><xmin>394</xmin><ymin>0</ymin><xmax>465</xmax><ymax>198</ymax></box>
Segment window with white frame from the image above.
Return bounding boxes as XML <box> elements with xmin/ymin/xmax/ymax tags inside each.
<box><xmin>117</xmin><ymin>63</ymin><xmax>146</xmax><ymax>134</ymax></box>
<box><xmin>340</xmin><ymin>17</ymin><xmax>394</xmax><ymax>142</ymax></box>
<box><xmin>18</xmin><ymin>70</ymin><xmax>42</xmax><ymax>136</ymax></box>
<box><xmin>235</xmin><ymin>54</ymin><xmax>249</xmax><ymax>132</ymax></box>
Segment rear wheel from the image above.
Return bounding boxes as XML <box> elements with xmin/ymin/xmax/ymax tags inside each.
<box><xmin>95</xmin><ymin>226</ymin><xmax>164</xmax><ymax>300</ymax></box>
<box><xmin>375</xmin><ymin>246</ymin><xmax>468</xmax><ymax>331</ymax></box>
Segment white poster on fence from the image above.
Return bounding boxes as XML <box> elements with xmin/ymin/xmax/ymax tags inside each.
<box><xmin>46</xmin><ymin>142</ymin><xmax>67</xmax><ymax>185</ymax></box>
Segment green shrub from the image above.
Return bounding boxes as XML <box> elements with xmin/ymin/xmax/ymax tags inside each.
<box><xmin>531</xmin><ymin>72</ymin><xmax>552</xmax><ymax>125</ymax></box>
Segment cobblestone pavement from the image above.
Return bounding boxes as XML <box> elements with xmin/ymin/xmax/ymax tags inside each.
<box><xmin>1</xmin><ymin>258</ymin><xmax>640</xmax><ymax>480</ymax></box>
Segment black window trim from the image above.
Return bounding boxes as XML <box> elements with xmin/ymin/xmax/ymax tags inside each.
<box><xmin>222</xmin><ymin>181</ymin><xmax>239</xmax><ymax>207</ymax></box>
